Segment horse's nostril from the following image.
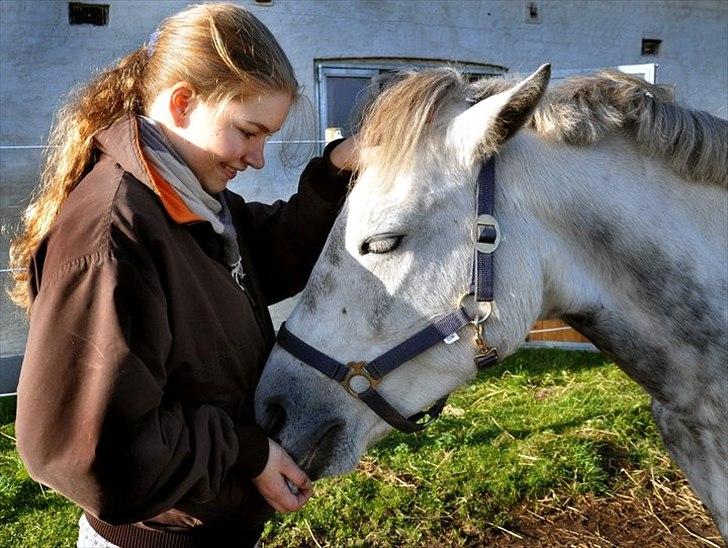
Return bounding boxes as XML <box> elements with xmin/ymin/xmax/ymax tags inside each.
<box><xmin>262</xmin><ymin>401</ymin><xmax>287</xmax><ymax>442</ymax></box>
<box><xmin>299</xmin><ymin>420</ymin><xmax>345</xmax><ymax>480</ymax></box>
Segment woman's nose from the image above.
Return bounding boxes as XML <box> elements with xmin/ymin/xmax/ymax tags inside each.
<box><xmin>243</xmin><ymin>140</ymin><xmax>265</xmax><ymax>170</ymax></box>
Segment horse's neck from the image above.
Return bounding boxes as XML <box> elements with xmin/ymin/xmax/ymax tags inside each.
<box><xmin>500</xmin><ymin>133</ymin><xmax>728</xmax><ymax>410</ymax></box>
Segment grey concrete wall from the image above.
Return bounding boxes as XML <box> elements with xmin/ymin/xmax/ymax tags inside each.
<box><xmin>1</xmin><ymin>0</ymin><xmax>727</xmax><ymax>392</ymax></box>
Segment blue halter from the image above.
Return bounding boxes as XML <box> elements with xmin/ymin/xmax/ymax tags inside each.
<box><xmin>276</xmin><ymin>158</ymin><xmax>499</xmax><ymax>433</ymax></box>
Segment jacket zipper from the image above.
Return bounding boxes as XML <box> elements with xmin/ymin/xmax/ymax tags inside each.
<box><xmin>229</xmin><ymin>258</ymin><xmax>267</xmax><ymax>333</ymax></box>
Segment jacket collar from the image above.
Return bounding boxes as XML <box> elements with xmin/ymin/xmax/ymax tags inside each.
<box><xmin>94</xmin><ymin>114</ymin><xmax>204</xmax><ymax>225</ymax></box>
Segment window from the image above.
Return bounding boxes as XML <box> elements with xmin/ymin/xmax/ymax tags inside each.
<box><xmin>552</xmin><ymin>63</ymin><xmax>658</xmax><ymax>85</ymax></box>
<box><xmin>315</xmin><ymin>59</ymin><xmax>506</xmax><ymax>151</ymax></box>
<box><xmin>641</xmin><ymin>39</ymin><xmax>661</xmax><ymax>56</ymax></box>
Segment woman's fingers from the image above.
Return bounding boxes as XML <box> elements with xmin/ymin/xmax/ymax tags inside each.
<box><xmin>256</xmin><ymin>474</ymin><xmax>301</xmax><ymax>513</ymax></box>
<box><xmin>251</xmin><ymin>439</ymin><xmax>313</xmax><ymax>513</ymax></box>
<box><xmin>279</xmin><ymin>453</ymin><xmax>312</xmax><ymax>491</ymax></box>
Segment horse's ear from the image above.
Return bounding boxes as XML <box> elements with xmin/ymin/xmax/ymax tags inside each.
<box><xmin>449</xmin><ymin>64</ymin><xmax>551</xmax><ymax>162</ymax></box>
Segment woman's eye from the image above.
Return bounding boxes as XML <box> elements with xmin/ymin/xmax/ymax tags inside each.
<box><xmin>360</xmin><ymin>234</ymin><xmax>403</xmax><ymax>255</ymax></box>
<box><xmin>239</xmin><ymin>128</ymin><xmax>255</xmax><ymax>139</ymax></box>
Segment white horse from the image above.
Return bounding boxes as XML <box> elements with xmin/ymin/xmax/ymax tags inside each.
<box><xmin>255</xmin><ymin>65</ymin><xmax>728</xmax><ymax>537</ymax></box>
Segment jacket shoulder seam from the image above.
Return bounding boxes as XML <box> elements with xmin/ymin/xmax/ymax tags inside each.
<box><xmin>43</xmin><ymin>250</ymin><xmax>138</xmax><ymax>285</ymax></box>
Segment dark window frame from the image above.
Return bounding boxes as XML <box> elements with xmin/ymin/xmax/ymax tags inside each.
<box><xmin>315</xmin><ymin>59</ymin><xmax>507</xmax><ymax>153</ymax></box>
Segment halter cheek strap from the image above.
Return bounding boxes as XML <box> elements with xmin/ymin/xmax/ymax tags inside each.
<box><xmin>275</xmin><ymin>158</ymin><xmax>499</xmax><ymax>434</ymax></box>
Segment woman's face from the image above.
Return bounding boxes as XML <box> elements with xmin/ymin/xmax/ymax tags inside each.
<box><xmin>175</xmin><ymin>91</ymin><xmax>292</xmax><ymax>194</ymax></box>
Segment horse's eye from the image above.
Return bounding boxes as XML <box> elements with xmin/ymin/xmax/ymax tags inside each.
<box><xmin>360</xmin><ymin>234</ymin><xmax>403</xmax><ymax>255</ymax></box>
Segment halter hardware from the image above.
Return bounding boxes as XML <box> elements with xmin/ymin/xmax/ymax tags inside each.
<box><xmin>458</xmin><ymin>293</ymin><xmax>492</xmax><ymax>324</ymax></box>
<box><xmin>344</xmin><ymin>361</ymin><xmax>380</xmax><ymax>396</ymax></box>
<box><xmin>473</xmin><ymin>214</ymin><xmax>500</xmax><ymax>254</ymax></box>
<box><xmin>275</xmin><ymin>158</ymin><xmax>500</xmax><ymax>434</ymax></box>
<box><xmin>474</xmin><ymin>321</ymin><xmax>499</xmax><ymax>369</ymax></box>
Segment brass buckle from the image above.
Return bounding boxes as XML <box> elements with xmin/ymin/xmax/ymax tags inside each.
<box><xmin>343</xmin><ymin>361</ymin><xmax>379</xmax><ymax>397</ymax></box>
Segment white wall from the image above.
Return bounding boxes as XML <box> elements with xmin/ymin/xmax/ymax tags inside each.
<box><xmin>1</xmin><ymin>0</ymin><xmax>727</xmax><ymax>389</ymax></box>
<box><xmin>2</xmin><ymin>0</ymin><xmax>727</xmax><ymax>193</ymax></box>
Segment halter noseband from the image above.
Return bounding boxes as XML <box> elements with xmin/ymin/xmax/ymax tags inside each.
<box><xmin>276</xmin><ymin>158</ymin><xmax>499</xmax><ymax>433</ymax></box>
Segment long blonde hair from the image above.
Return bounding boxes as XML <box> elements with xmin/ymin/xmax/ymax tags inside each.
<box><xmin>9</xmin><ymin>3</ymin><xmax>298</xmax><ymax>312</ymax></box>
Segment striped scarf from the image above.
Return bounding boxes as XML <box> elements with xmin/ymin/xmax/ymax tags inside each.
<box><xmin>137</xmin><ymin>115</ymin><xmax>245</xmax><ymax>286</ymax></box>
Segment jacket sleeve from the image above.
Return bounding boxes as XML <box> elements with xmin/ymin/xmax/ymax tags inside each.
<box><xmin>232</xmin><ymin>139</ymin><xmax>351</xmax><ymax>304</ymax></box>
<box><xmin>15</xmin><ymin>247</ymin><xmax>268</xmax><ymax>525</ymax></box>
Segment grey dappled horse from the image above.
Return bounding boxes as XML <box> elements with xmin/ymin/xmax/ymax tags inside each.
<box><xmin>256</xmin><ymin>65</ymin><xmax>728</xmax><ymax>537</ymax></box>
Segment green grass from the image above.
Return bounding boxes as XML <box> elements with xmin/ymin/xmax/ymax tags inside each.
<box><xmin>0</xmin><ymin>397</ymin><xmax>82</xmax><ymax>547</ymax></box>
<box><xmin>262</xmin><ymin>349</ymin><xmax>673</xmax><ymax>546</ymax></box>
<box><xmin>1</xmin><ymin>349</ymin><xmax>675</xmax><ymax>547</ymax></box>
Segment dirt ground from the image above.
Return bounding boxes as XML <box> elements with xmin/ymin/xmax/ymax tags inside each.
<box><xmin>473</xmin><ymin>479</ymin><xmax>724</xmax><ymax>547</ymax></box>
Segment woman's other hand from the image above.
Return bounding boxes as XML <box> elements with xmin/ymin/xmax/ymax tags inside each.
<box><xmin>329</xmin><ymin>134</ymin><xmax>360</xmax><ymax>172</ymax></box>
<box><xmin>251</xmin><ymin>439</ymin><xmax>313</xmax><ymax>513</ymax></box>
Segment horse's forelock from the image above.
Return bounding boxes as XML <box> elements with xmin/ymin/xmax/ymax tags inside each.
<box><xmin>356</xmin><ymin>68</ymin><xmax>467</xmax><ymax>183</ymax></box>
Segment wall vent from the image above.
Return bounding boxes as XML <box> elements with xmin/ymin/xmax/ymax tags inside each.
<box><xmin>525</xmin><ymin>1</ymin><xmax>541</xmax><ymax>24</ymax></box>
<box><xmin>69</xmin><ymin>2</ymin><xmax>109</xmax><ymax>26</ymax></box>
<box><xmin>253</xmin><ymin>0</ymin><xmax>274</xmax><ymax>5</ymax></box>
<box><xmin>641</xmin><ymin>38</ymin><xmax>661</xmax><ymax>56</ymax></box>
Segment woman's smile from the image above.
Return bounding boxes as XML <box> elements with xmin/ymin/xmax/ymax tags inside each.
<box><xmin>221</xmin><ymin>162</ymin><xmax>243</xmax><ymax>180</ymax></box>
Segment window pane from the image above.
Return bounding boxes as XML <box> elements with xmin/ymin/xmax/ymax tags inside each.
<box><xmin>325</xmin><ymin>76</ymin><xmax>373</xmax><ymax>137</ymax></box>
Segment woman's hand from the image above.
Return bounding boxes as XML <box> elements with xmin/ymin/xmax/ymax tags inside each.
<box><xmin>329</xmin><ymin>134</ymin><xmax>360</xmax><ymax>172</ymax></box>
<box><xmin>251</xmin><ymin>439</ymin><xmax>313</xmax><ymax>513</ymax></box>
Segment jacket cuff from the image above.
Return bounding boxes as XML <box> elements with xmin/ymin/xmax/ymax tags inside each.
<box><xmin>235</xmin><ymin>425</ymin><xmax>270</xmax><ymax>478</ymax></box>
<box><xmin>306</xmin><ymin>138</ymin><xmax>352</xmax><ymax>203</ymax></box>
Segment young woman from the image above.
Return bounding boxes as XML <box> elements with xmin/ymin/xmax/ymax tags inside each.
<box><xmin>9</xmin><ymin>4</ymin><xmax>355</xmax><ymax>547</ymax></box>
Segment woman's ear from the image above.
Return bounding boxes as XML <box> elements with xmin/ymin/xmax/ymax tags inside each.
<box><xmin>169</xmin><ymin>82</ymin><xmax>196</xmax><ymax>128</ymax></box>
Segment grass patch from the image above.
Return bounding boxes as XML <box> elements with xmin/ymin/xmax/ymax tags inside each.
<box><xmin>1</xmin><ymin>350</ymin><xmax>719</xmax><ymax>546</ymax></box>
<box><xmin>1</xmin><ymin>397</ymin><xmax>82</xmax><ymax>547</ymax></box>
<box><xmin>260</xmin><ymin>350</ymin><xmax>710</xmax><ymax>546</ymax></box>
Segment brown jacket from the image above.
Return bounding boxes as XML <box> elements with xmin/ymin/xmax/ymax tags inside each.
<box><xmin>15</xmin><ymin>115</ymin><xmax>348</xmax><ymax>543</ymax></box>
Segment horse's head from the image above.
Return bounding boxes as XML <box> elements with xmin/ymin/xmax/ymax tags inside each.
<box><xmin>256</xmin><ymin>65</ymin><xmax>551</xmax><ymax>479</ymax></box>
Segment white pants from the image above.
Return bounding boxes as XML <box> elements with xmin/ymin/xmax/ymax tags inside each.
<box><xmin>77</xmin><ymin>512</ymin><xmax>263</xmax><ymax>547</ymax></box>
<box><xmin>77</xmin><ymin>514</ymin><xmax>120</xmax><ymax>548</ymax></box>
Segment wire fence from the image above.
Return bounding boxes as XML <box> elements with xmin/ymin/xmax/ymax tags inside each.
<box><xmin>0</xmin><ymin>141</ymin><xmax>589</xmax><ymax>401</ymax></box>
<box><xmin>0</xmin><ymin>141</ymin><xmax>328</xmax><ymax>149</ymax></box>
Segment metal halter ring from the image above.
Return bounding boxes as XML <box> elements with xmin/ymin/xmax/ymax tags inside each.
<box><xmin>457</xmin><ymin>292</ymin><xmax>493</xmax><ymax>324</ymax></box>
<box><xmin>343</xmin><ymin>361</ymin><xmax>380</xmax><ymax>397</ymax></box>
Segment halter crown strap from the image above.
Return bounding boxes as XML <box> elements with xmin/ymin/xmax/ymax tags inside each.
<box><xmin>471</xmin><ymin>157</ymin><xmax>498</xmax><ymax>302</ymax></box>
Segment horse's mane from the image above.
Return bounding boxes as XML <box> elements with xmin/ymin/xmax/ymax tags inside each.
<box><xmin>357</xmin><ymin>67</ymin><xmax>728</xmax><ymax>187</ymax></box>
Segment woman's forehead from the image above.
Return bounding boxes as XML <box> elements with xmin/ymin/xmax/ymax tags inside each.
<box><xmin>225</xmin><ymin>91</ymin><xmax>292</xmax><ymax>133</ymax></box>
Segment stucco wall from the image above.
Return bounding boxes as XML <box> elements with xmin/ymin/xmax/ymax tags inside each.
<box><xmin>1</xmin><ymin>0</ymin><xmax>727</xmax><ymax>391</ymax></box>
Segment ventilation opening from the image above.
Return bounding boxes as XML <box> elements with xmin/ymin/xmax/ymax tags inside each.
<box><xmin>641</xmin><ymin>38</ymin><xmax>661</xmax><ymax>56</ymax></box>
<box><xmin>69</xmin><ymin>2</ymin><xmax>109</xmax><ymax>26</ymax></box>
<box><xmin>525</xmin><ymin>1</ymin><xmax>541</xmax><ymax>24</ymax></box>
<box><xmin>253</xmin><ymin>0</ymin><xmax>274</xmax><ymax>5</ymax></box>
